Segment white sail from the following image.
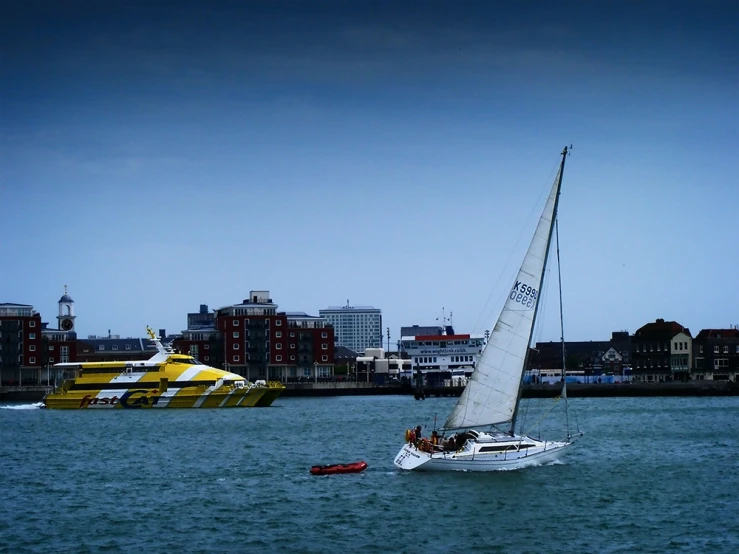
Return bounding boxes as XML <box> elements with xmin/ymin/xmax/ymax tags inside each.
<box><xmin>444</xmin><ymin>164</ymin><xmax>563</xmax><ymax>430</ymax></box>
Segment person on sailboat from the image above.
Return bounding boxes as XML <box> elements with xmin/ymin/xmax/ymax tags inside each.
<box><xmin>414</xmin><ymin>425</ymin><xmax>422</xmax><ymax>445</ymax></box>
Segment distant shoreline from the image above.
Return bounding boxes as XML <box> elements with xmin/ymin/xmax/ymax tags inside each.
<box><xmin>2</xmin><ymin>381</ymin><xmax>736</xmax><ymax>403</ymax></box>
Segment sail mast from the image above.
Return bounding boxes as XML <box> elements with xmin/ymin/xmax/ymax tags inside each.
<box><xmin>509</xmin><ymin>146</ymin><xmax>569</xmax><ymax>435</ymax></box>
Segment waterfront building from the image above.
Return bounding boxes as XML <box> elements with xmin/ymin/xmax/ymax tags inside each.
<box><xmin>527</xmin><ymin>332</ymin><xmax>632</xmax><ymax>382</ymax></box>
<box><xmin>692</xmin><ymin>328</ymin><xmax>739</xmax><ymax>381</ymax></box>
<box><xmin>319</xmin><ymin>302</ymin><xmax>382</xmax><ymax>352</ymax></box>
<box><xmin>0</xmin><ymin>302</ymin><xmax>43</xmax><ymax>386</ymax></box>
<box><xmin>631</xmin><ymin>318</ymin><xmax>692</xmax><ymax>382</ymax></box>
<box><xmin>76</xmin><ymin>334</ymin><xmax>155</xmax><ymax>362</ymax></box>
<box><xmin>354</xmin><ymin>348</ymin><xmax>411</xmax><ymax>384</ymax></box>
<box><xmin>195</xmin><ymin>291</ymin><xmax>335</xmax><ymax>382</ymax></box>
<box><xmin>187</xmin><ymin>304</ymin><xmax>215</xmax><ymax>330</ymax></box>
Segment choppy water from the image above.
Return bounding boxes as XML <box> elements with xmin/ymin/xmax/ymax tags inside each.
<box><xmin>1</xmin><ymin>395</ymin><xmax>737</xmax><ymax>553</ymax></box>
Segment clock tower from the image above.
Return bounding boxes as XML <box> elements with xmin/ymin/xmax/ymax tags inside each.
<box><xmin>57</xmin><ymin>285</ymin><xmax>76</xmax><ymax>333</ymax></box>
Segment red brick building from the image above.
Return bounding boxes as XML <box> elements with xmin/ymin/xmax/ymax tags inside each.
<box><xmin>0</xmin><ymin>303</ymin><xmax>43</xmax><ymax>385</ymax></box>
<box><xmin>175</xmin><ymin>291</ymin><xmax>335</xmax><ymax>382</ymax></box>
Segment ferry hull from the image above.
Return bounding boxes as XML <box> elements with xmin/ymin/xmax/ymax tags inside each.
<box><xmin>43</xmin><ymin>384</ymin><xmax>283</xmax><ymax>410</ymax></box>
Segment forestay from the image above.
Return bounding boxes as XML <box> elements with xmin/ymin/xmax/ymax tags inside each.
<box><xmin>444</xmin><ymin>164</ymin><xmax>563</xmax><ymax>430</ymax></box>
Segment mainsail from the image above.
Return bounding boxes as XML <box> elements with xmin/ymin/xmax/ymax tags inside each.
<box><xmin>444</xmin><ymin>152</ymin><xmax>566</xmax><ymax>430</ymax></box>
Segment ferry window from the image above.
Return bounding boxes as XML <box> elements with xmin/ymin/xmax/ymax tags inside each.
<box><xmin>276</xmin><ymin>355</ymin><xmax>282</xmax><ymax>361</ymax></box>
<box><xmin>233</xmin><ymin>344</ymin><xmax>239</xmax><ymax>350</ymax></box>
<box><xmin>99</xmin><ymin>345</ymin><xmax>105</xmax><ymax>351</ymax></box>
<box><xmin>276</xmin><ymin>344</ymin><xmax>282</xmax><ymax>350</ymax></box>
<box><xmin>126</xmin><ymin>345</ymin><xmax>131</xmax><ymax>350</ymax></box>
<box><xmin>29</xmin><ymin>345</ymin><xmax>36</xmax><ymax>351</ymax></box>
<box><xmin>29</xmin><ymin>333</ymin><xmax>36</xmax><ymax>339</ymax></box>
<box><xmin>322</xmin><ymin>344</ymin><xmax>328</xmax><ymax>350</ymax></box>
<box><xmin>276</xmin><ymin>320</ymin><xmax>282</xmax><ymax>326</ymax></box>
<box><xmin>322</xmin><ymin>332</ymin><xmax>328</xmax><ymax>338</ymax></box>
<box><xmin>232</xmin><ymin>320</ymin><xmax>238</xmax><ymax>326</ymax></box>
<box><xmin>276</xmin><ymin>331</ymin><xmax>282</xmax><ymax>338</ymax></box>
<box><xmin>233</xmin><ymin>355</ymin><xmax>240</xmax><ymax>362</ymax></box>
<box><xmin>233</xmin><ymin>332</ymin><xmax>239</xmax><ymax>338</ymax></box>
<box><xmin>29</xmin><ymin>321</ymin><xmax>36</xmax><ymax>327</ymax></box>
<box><xmin>29</xmin><ymin>357</ymin><xmax>35</xmax><ymax>364</ymax></box>
<box><xmin>322</xmin><ymin>355</ymin><xmax>328</xmax><ymax>361</ymax></box>
<box><xmin>112</xmin><ymin>345</ymin><xmax>118</xmax><ymax>351</ymax></box>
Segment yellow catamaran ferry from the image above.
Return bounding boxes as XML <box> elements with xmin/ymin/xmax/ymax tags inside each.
<box><xmin>44</xmin><ymin>327</ymin><xmax>284</xmax><ymax>409</ymax></box>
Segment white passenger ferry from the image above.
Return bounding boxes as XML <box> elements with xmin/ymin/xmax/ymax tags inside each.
<box><xmin>400</xmin><ymin>328</ymin><xmax>486</xmax><ymax>385</ymax></box>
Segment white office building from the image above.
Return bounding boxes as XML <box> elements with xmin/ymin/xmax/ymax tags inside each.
<box><xmin>319</xmin><ymin>303</ymin><xmax>382</xmax><ymax>352</ymax></box>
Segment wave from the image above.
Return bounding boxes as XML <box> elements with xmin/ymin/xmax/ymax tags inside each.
<box><xmin>0</xmin><ymin>402</ymin><xmax>44</xmax><ymax>410</ymax></box>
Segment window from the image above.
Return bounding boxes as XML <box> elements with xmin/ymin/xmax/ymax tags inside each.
<box><xmin>276</xmin><ymin>355</ymin><xmax>282</xmax><ymax>362</ymax></box>
<box><xmin>49</xmin><ymin>357</ymin><xmax>55</xmax><ymax>363</ymax></box>
<box><xmin>724</xmin><ymin>346</ymin><xmax>729</xmax><ymax>354</ymax></box>
<box><xmin>276</xmin><ymin>320</ymin><xmax>282</xmax><ymax>326</ymax></box>
<box><xmin>233</xmin><ymin>320</ymin><xmax>239</xmax><ymax>326</ymax></box>
<box><xmin>233</xmin><ymin>344</ymin><xmax>239</xmax><ymax>350</ymax></box>
<box><xmin>276</xmin><ymin>331</ymin><xmax>282</xmax><ymax>338</ymax></box>
<box><xmin>49</xmin><ymin>345</ymin><xmax>55</xmax><ymax>351</ymax></box>
<box><xmin>29</xmin><ymin>333</ymin><xmax>36</xmax><ymax>339</ymax></box>
<box><xmin>290</xmin><ymin>332</ymin><xmax>295</xmax><ymax>338</ymax></box>
<box><xmin>233</xmin><ymin>355</ymin><xmax>240</xmax><ymax>362</ymax></box>
<box><xmin>322</xmin><ymin>344</ymin><xmax>328</xmax><ymax>350</ymax></box>
<box><xmin>113</xmin><ymin>345</ymin><xmax>118</xmax><ymax>351</ymax></box>
<box><xmin>204</xmin><ymin>356</ymin><xmax>209</xmax><ymax>361</ymax></box>
<box><xmin>29</xmin><ymin>345</ymin><xmax>36</xmax><ymax>351</ymax></box>
<box><xmin>736</xmin><ymin>346</ymin><xmax>739</xmax><ymax>354</ymax></box>
<box><xmin>29</xmin><ymin>321</ymin><xmax>36</xmax><ymax>327</ymax></box>
<box><xmin>322</xmin><ymin>355</ymin><xmax>328</xmax><ymax>361</ymax></box>
<box><xmin>322</xmin><ymin>332</ymin><xmax>328</xmax><ymax>338</ymax></box>
<box><xmin>290</xmin><ymin>344</ymin><xmax>295</xmax><ymax>349</ymax></box>
<box><xmin>276</xmin><ymin>344</ymin><xmax>282</xmax><ymax>350</ymax></box>
<box><xmin>714</xmin><ymin>346</ymin><xmax>719</xmax><ymax>354</ymax></box>
<box><xmin>99</xmin><ymin>345</ymin><xmax>105</xmax><ymax>351</ymax></box>
<box><xmin>290</xmin><ymin>355</ymin><xmax>295</xmax><ymax>361</ymax></box>
<box><xmin>29</xmin><ymin>357</ymin><xmax>36</xmax><ymax>364</ymax></box>
<box><xmin>204</xmin><ymin>344</ymin><xmax>209</xmax><ymax>350</ymax></box>
<box><xmin>233</xmin><ymin>332</ymin><xmax>239</xmax><ymax>338</ymax></box>
<box><xmin>126</xmin><ymin>344</ymin><xmax>131</xmax><ymax>350</ymax></box>
<box><xmin>700</xmin><ymin>345</ymin><xmax>703</xmax><ymax>353</ymax></box>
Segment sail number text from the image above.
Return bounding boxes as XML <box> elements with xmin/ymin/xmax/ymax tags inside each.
<box><xmin>509</xmin><ymin>281</ymin><xmax>538</xmax><ymax>308</ymax></box>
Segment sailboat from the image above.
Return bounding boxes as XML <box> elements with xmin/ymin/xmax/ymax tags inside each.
<box><xmin>394</xmin><ymin>146</ymin><xmax>581</xmax><ymax>472</ymax></box>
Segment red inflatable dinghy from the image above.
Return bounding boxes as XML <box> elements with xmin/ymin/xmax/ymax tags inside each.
<box><xmin>310</xmin><ymin>461</ymin><xmax>368</xmax><ymax>476</ymax></box>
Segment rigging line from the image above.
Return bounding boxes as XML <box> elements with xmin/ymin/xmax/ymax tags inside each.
<box><xmin>523</xmin><ymin>395</ymin><xmax>562</xmax><ymax>433</ymax></box>
<box><xmin>555</xmin><ymin>218</ymin><xmax>570</xmax><ymax>438</ymax></box>
<box><xmin>471</xmin><ymin>157</ymin><xmax>563</xmax><ymax>335</ymax></box>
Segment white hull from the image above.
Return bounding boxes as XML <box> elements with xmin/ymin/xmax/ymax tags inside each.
<box><xmin>394</xmin><ymin>433</ymin><xmax>571</xmax><ymax>472</ymax></box>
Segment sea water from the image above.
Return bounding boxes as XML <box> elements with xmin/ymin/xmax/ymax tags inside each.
<box><xmin>0</xmin><ymin>395</ymin><xmax>737</xmax><ymax>553</ymax></box>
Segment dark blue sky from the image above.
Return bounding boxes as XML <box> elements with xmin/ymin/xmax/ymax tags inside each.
<box><xmin>2</xmin><ymin>0</ymin><xmax>737</xmax><ymax>342</ymax></box>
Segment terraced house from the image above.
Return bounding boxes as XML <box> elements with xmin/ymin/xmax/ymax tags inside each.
<box><xmin>692</xmin><ymin>328</ymin><xmax>739</xmax><ymax>381</ymax></box>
